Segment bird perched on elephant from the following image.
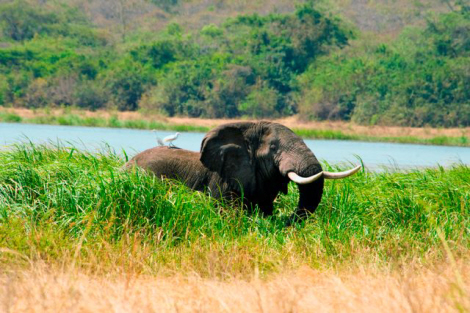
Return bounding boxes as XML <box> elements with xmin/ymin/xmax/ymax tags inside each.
<box><xmin>125</xmin><ymin>122</ymin><xmax>361</xmax><ymax>220</ymax></box>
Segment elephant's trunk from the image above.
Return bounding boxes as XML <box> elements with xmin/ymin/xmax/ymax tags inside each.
<box><xmin>278</xmin><ymin>152</ymin><xmax>324</xmax><ymax>219</ymax></box>
<box><xmin>295</xmin><ymin>177</ymin><xmax>325</xmax><ymax>218</ymax></box>
<box><xmin>287</xmin><ymin>164</ymin><xmax>361</xmax><ymax>222</ymax></box>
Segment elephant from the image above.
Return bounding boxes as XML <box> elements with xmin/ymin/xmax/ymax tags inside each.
<box><xmin>125</xmin><ymin>121</ymin><xmax>361</xmax><ymax>220</ymax></box>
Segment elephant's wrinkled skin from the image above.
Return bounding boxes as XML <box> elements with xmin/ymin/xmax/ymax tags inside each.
<box><xmin>125</xmin><ymin>121</ymin><xmax>360</xmax><ymax>218</ymax></box>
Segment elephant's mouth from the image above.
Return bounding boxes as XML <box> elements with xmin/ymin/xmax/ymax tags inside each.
<box><xmin>287</xmin><ymin>165</ymin><xmax>362</xmax><ymax>185</ymax></box>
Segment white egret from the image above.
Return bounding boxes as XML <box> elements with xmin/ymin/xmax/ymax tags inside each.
<box><xmin>156</xmin><ymin>137</ymin><xmax>165</xmax><ymax>146</ymax></box>
<box><xmin>163</xmin><ymin>132</ymin><xmax>180</xmax><ymax>146</ymax></box>
<box><xmin>151</xmin><ymin>129</ymin><xmax>165</xmax><ymax>146</ymax></box>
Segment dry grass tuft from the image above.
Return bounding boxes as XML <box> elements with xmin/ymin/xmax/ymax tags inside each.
<box><xmin>1</xmin><ymin>262</ymin><xmax>469</xmax><ymax>313</ymax></box>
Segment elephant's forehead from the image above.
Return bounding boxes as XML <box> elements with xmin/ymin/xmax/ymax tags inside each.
<box><xmin>267</xmin><ymin>125</ymin><xmax>297</xmax><ymax>142</ymax></box>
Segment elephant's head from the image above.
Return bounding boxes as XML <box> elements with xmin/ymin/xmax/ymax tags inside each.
<box><xmin>200</xmin><ymin>122</ymin><xmax>360</xmax><ymax>218</ymax></box>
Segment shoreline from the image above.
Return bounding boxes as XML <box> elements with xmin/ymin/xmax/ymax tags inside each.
<box><xmin>1</xmin><ymin>107</ymin><xmax>469</xmax><ymax>147</ymax></box>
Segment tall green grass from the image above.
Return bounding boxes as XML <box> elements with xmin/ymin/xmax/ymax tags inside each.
<box><xmin>0</xmin><ymin>144</ymin><xmax>469</xmax><ymax>276</ymax></box>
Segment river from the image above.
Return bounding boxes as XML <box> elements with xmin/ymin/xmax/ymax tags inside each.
<box><xmin>1</xmin><ymin>123</ymin><xmax>469</xmax><ymax>170</ymax></box>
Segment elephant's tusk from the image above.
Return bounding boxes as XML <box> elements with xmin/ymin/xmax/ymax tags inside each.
<box><xmin>323</xmin><ymin>165</ymin><xmax>362</xmax><ymax>179</ymax></box>
<box><xmin>287</xmin><ymin>171</ymin><xmax>323</xmax><ymax>185</ymax></box>
<box><xmin>288</xmin><ymin>165</ymin><xmax>362</xmax><ymax>184</ymax></box>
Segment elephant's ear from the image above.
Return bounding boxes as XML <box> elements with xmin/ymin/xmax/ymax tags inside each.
<box><xmin>200</xmin><ymin>125</ymin><xmax>254</xmax><ymax>188</ymax></box>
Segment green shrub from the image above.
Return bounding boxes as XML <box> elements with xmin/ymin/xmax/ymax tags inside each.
<box><xmin>0</xmin><ymin>1</ymin><xmax>59</xmax><ymax>41</ymax></box>
<box><xmin>239</xmin><ymin>80</ymin><xmax>279</xmax><ymax>118</ymax></box>
<box><xmin>105</xmin><ymin>62</ymin><xmax>153</xmax><ymax>111</ymax></box>
<box><xmin>0</xmin><ymin>112</ymin><xmax>22</xmax><ymax>123</ymax></box>
<box><xmin>74</xmin><ymin>80</ymin><xmax>108</xmax><ymax>111</ymax></box>
<box><xmin>201</xmin><ymin>24</ymin><xmax>223</xmax><ymax>38</ymax></box>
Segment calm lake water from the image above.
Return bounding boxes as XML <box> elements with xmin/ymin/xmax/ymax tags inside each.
<box><xmin>1</xmin><ymin>122</ymin><xmax>469</xmax><ymax>170</ymax></box>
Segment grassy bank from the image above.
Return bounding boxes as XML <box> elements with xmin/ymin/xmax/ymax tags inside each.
<box><xmin>0</xmin><ymin>144</ymin><xmax>469</xmax><ymax>310</ymax></box>
<box><xmin>1</xmin><ymin>109</ymin><xmax>469</xmax><ymax>146</ymax></box>
<box><xmin>0</xmin><ymin>110</ymin><xmax>209</xmax><ymax>133</ymax></box>
<box><xmin>293</xmin><ymin>128</ymin><xmax>469</xmax><ymax>146</ymax></box>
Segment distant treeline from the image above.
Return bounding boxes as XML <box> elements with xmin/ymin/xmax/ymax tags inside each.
<box><xmin>0</xmin><ymin>0</ymin><xmax>468</xmax><ymax>127</ymax></box>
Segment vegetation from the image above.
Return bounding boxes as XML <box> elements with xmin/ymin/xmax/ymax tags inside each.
<box><xmin>1</xmin><ymin>109</ymin><xmax>468</xmax><ymax>146</ymax></box>
<box><xmin>0</xmin><ymin>0</ymin><xmax>468</xmax><ymax>127</ymax></box>
<box><xmin>0</xmin><ymin>110</ymin><xmax>209</xmax><ymax>132</ymax></box>
<box><xmin>1</xmin><ymin>2</ymin><xmax>468</xmax><ymax>306</ymax></box>
<box><xmin>0</xmin><ymin>144</ymin><xmax>469</xmax><ymax>277</ymax></box>
<box><xmin>299</xmin><ymin>4</ymin><xmax>470</xmax><ymax>127</ymax></box>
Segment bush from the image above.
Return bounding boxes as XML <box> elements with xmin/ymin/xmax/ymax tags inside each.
<box><xmin>74</xmin><ymin>80</ymin><xmax>108</xmax><ymax>111</ymax></box>
<box><xmin>239</xmin><ymin>80</ymin><xmax>279</xmax><ymax>118</ymax></box>
<box><xmin>0</xmin><ymin>112</ymin><xmax>22</xmax><ymax>122</ymax></box>
<box><xmin>201</xmin><ymin>24</ymin><xmax>223</xmax><ymax>38</ymax></box>
<box><xmin>47</xmin><ymin>75</ymin><xmax>77</xmax><ymax>107</ymax></box>
<box><xmin>0</xmin><ymin>0</ymin><xmax>95</xmax><ymax>43</ymax></box>
<box><xmin>105</xmin><ymin>62</ymin><xmax>153</xmax><ymax>111</ymax></box>
<box><xmin>0</xmin><ymin>75</ymin><xmax>7</xmax><ymax>105</ymax></box>
<box><xmin>0</xmin><ymin>1</ymin><xmax>59</xmax><ymax>41</ymax></box>
<box><xmin>144</xmin><ymin>59</ymin><xmax>217</xmax><ymax>117</ymax></box>
<box><xmin>204</xmin><ymin>65</ymin><xmax>255</xmax><ymax>118</ymax></box>
<box><xmin>130</xmin><ymin>38</ymin><xmax>190</xmax><ymax>69</ymax></box>
<box><xmin>24</xmin><ymin>78</ymin><xmax>49</xmax><ymax>108</ymax></box>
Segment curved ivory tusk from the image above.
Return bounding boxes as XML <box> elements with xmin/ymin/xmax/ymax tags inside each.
<box><xmin>287</xmin><ymin>171</ymin><xmax>323</xmax><ymax>185</ymax></box>
<box><xmin>323</xmin><ymin>165</ymin><xmax>362</xmax><ymax>179</ymax></box>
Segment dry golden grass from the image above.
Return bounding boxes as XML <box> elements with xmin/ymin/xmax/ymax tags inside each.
<box><xmin>1</xmin><ymin>261</ymin><xmax>469</xmax><ymax>313</ymax></box>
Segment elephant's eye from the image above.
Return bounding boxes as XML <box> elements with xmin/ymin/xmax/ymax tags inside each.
<box><xmin>270</xmin><ymin>144</ymin><xmax>277</xmax><ymax>150</ymax></box>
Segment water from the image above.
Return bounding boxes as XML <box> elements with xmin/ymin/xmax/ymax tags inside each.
<box><xmin>1</xmin><ymin>123</ymin><xmax>469</xmax><ymax>170</ymax></box>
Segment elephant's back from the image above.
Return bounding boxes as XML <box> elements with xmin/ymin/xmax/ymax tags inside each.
<box><xmin>124</xmin><ymin>146</ymin><xmax>209</xmax><ymax>183</ymax></box>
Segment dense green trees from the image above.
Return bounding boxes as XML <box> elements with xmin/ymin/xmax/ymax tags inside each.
<box><xmin>0</xmin><ymin>0</ymin><xmax>468</xmax><ymax>127</ymax></box>
<box><xmin>299</xmin><ymin>6</ymin><xmax>470</xmax><ymax>127</ymax></box>
<box><xmin>139</xmin><ymin>4</ymin><xmax>350</xmax><ymax>118</ymax></box>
